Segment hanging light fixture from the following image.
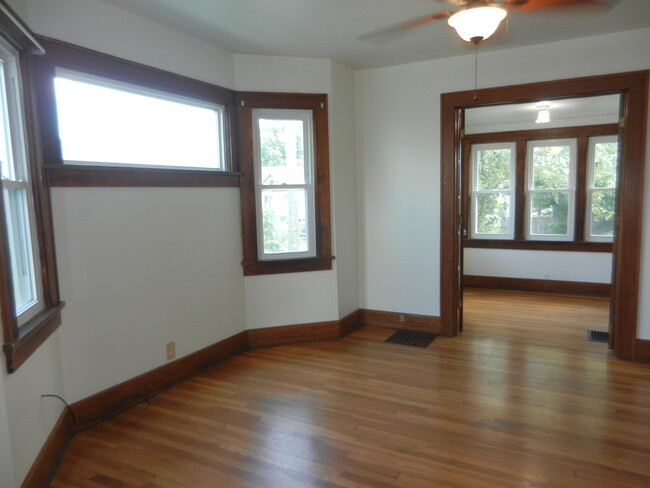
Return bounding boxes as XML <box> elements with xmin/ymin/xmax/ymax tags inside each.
<box><xmin>535</xmin><ymin>102</ymin><xmax>552</xmax><ymax>124</ymax></box>
<box><xmin>447</xmin><ymin>5</ymin><xmax>507</xmax><ymax>44</ymax></box>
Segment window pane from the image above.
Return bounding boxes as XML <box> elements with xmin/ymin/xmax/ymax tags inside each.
<box><xmin>259</xmin><ymin>118</ymin><xmax>306</xmax><ymax>185</ymax></box>
<box><xmin>590</xmin><ymin>190</ymin><xmax>616</xmax><ymax>237</ymax></box>
<box><xmin>261</xmin><ymin>188</ymin><xmax>308</xmax><ymax>254</ymax></box>
<box><xmin>475</xmin><ymin>192</ymin><xmax>511</xmax><ymax>235</ymax></box>
<box><xmin>3</xmin><ymin>187</ymin><xmax>37</xmax><ymax>313</ymax></box>
<box><xmin>593</xmin><ymin>142</ymin><xmax>618</xmax><ymax>188</ymax></box>
<box><xmin>54</xmin><ymin>75</ymin><xmax>224</xmax><ymax>170</ymax></box>
<box><xmin>476</xmin><ymin>148</ymin><xmax>511</xmax><ymax>191</ymax></box>
<box><xmin>531</xmin><ymin>145</ymin><xmax>571</xmax><ymax>189</ymax></box>
<box><xmin>530</xmin><ymin>192</ymin><xmax>569</xmax><ymax>236</ymax></box>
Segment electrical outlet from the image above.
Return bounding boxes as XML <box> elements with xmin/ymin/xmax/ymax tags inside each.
<box><xmin>398</xmin><ymin>314</ymin><xmax>405</xmax><ymax>323</ymax></box>
<box><xmin>166</xmin><ymin>341</ymin><xmax>176</xmax><ymax>360</ymax></box>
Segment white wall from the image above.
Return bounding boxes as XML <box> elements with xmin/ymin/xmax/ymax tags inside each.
<box><xmin>51</xmin><ymin>188</ymin><xmax>245</xmax><ymax>402</ymax></box>
<box><xmin>464</xmin><ymin>249</ymin><xmax>612</xmax><ymax>283</ymax></box>
<box><xmin>356</xmin><ymin>28</ymin><xmax>650</xmax><ymax>326</ymax></box>
<box><xmin>234</xmin><ymin>53</ymin><xmax>343</xmax><ymax>328</ymax></box>
<box><xmin>330</xmin><ymin>61</ymin><xmax>360</xmax><ymax>318</ymax></box>
<box><xmin>1</xmin><ymin>334</ymin><xmax>65</xmax><ymax>487</ymax></box>
<box><xmin>25</xmin><ymin>0</ymin><xmax>235</xmax><ymax>89</ymax></box>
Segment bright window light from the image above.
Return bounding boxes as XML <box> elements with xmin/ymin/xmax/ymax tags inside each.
<box><xmin>54</xmin><ymin>70</ymin><xmax>226</xmax><ymax>170</ymax></box>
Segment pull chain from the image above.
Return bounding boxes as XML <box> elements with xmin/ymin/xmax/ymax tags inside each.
<box><xmin>473</xmin><ymin>43</ymin><xmax>479</xmax><ymax>102</ymax></box>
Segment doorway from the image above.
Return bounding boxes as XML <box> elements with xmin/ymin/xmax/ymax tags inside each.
<box><xmin>440</xmin><ymin>71</ymin><xmax>649</xmax><ymax>360</ymax></box>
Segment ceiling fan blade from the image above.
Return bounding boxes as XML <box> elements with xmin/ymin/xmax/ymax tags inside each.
<box><xmin>505</xmin><ymin>0</ymin><xmax>616</xmax><ymax>12</ymax></box>
<box><xmin>359</xmin><ymin>11</ymin><xmax>452</xmax><ymax>44</ymax></box>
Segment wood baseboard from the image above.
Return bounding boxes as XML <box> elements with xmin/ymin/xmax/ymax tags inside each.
<box><xmin>339</xmin><ymin>310</ymin><xmax>362</xmax><ymax>337</ymax></box>
<box><xmin>463</xmin><ymin>275</ymin><xmax>611</xmax><ymax>297</ymax></box>
<box><xmin>21</xmin><ymin>408</ymin><xmax>75</xmax><ymax>488</ymax></box>
<box><xmin>359</xmin><ymin>309</ymin><xmax>441</xmax><ymax>334</ymax></box>
<box><xmin>635</xmin><ymin>339</ymin><xmax>650</xmax><ymax>361</ymax></box>
<box><xmin>248</xmin><ymin>320</ymin><xmax>341</xmax><ymax>348</ymax></box>
<box><xmin>72</xmin><ymin>330</ymin><xmax>249</xmax><ymax>428</ymax></box>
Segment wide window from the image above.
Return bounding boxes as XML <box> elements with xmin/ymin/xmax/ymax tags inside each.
<box><xmin>1</xmin><ymin>1</ymin><xmax>64</xmax><ymax>373</ymax></box>
<box><xmin>238</xmin><ymin>93</ymin><xmax>332</xmax><ymax>276</ymax></box>
<box><xmin>526</xmin><ymin>139</ymin><xmax>576</xmax><ymax>241</ymax></box>
<box><xmin>470</xmin><ymin>143</ymin><xmax>516</xmax><ymax>239</ymax></box>
<box><xmin>32</xmin><ymin>37</ymin><xmax>238</xmax><ymax>188</ymax></box>
<box><xmin>463</xmin><ymin>124</ymin><xmax>618</xmax><ymax>250</ymax></box>
<box><xmin>53</xmin><ymin>69</ymin><xmax>227</xmax><ymax>171</ymax></box>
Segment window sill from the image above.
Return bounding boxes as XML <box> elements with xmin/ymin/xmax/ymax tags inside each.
<box><xmin>3</xmin><ymin>302</ymin><xmax>65</xmax><ymax>373</ymax></box>
<box><xmin>242</xmin><ymin>256</ymin><xmax>334</xmax><ymax>276</ymax></box>
<box><xmin>463</xmin><ymin>239</ymin><xmax>612</xmax><ymax>253</ymax></box>
<box><xmin>45</xmin><ymin>164</ymin><xmax>242</xmax><ymax>188</ymax></box>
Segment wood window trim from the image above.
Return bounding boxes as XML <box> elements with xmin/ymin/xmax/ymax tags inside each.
<box><xmin>441</xmin><ymin>70</ymin><xmax>649</xmax><ymax>362</ymax></box>
<box><xmin>237</xmin><ymin>92</ymin><xmax>333</xmax><ymax>276</ymax></box>
<box><xmin>1</xmin><ymin>1</ymin><xmax>64</xmax><ymax>373</ymax></box>
<box><xmin>462</xmin><ymin>123</ymin><xmax>618</xmax><ymax>251</ymax></box>
<box><xmin>32</xmin><ymin>36</ymin><xmax>240</xmax><ymax>187</ymax></box>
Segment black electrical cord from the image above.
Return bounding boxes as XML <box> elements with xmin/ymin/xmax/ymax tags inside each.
<box><xmin>41</xmin><ymin>394</ymin><xmax>77</xmax><ymax>425</ymax></box>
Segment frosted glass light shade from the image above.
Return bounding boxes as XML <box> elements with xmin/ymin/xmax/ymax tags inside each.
<box><xmin>447</xmin><ymin>6</ymin><xmax>507</xmax><ymax>43</ymax></box>
<box><xmin>535</xmin><ymin>109</ymin><xmax>551</xmax><ymax>124</ymax></box>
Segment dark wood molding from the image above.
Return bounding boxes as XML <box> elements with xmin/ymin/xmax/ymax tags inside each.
<box><xmin>45</xmin><ymin>165</ymin><xmax>241</xmax><ymax>188</ymax></box>
<box><xmin>339</xmin><ymin>309</ymin><xmax>362</xmax><ymax>337</ymax></box>
<box><xmin>635</xmin><ymin>339</ymin><xmax>650</xmax><ymax>361</ymax></box>
<box><xmin>71</xmin><ymin>331</ymin><xmax>249</xmax><ymax>428</ymax></box>
<box><xmin>360</xmin><ymin>309</ymin><xmax>441</xmax><ymax>334</ymax></box>
<box><xmin>463</xmin><ymin>275</ymin><xmax>611</xmax><ymax>297</ymax></box>
<box><xmin>242</xmin><ymin>256</ymin><xmax>334</xmax><ymax>276</ymax></box>
<box><xmin>20</xmin><ymin>407</ymin><xmax>74</xmax><ymax>488</ymax></box>
<box><xmin>0</xmin><ymin>0</ymin><xmax>44</xmax><ymax>54</ymax></box>
<box><xmin>441</xmin><ymin>70</ymin><xmax>649</xmax><ymax>361</ymax></box>
<box><xmin>248</xmin><ymin>321</ymin><xmax>340</xmax><ymax>348</ymax></box>
<box><xmin>464</xmin><ymin>124</ymin><xmax>619</xmax><ymax>143</ymax></box>
<box><xmin>31</xmin><ymin>36</ymin><xmax>239</xmax><ymax>185</ymax></box>
<box><xmin>237</xmin><ymin>92</ymin><xmax>333</xmax><ymax>276</ymax></box>
<box><xmin>463</xmin><ymin>239</ymin><xmax>612</xmax><ymax>252</ymax></box>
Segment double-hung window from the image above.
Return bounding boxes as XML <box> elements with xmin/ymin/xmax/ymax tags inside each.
<box><xmin>586</xmin><ymin>135</ymin><xmax>618</xmax><ymax>242</ymax></box>
<box><xmin>252</xmin><ymin>109</ymin><xmax>315</xmax><ymax>260</ymax></box>
<box><xmin>1</xmin><ymin>2</ymin><xmax>64</xmax><ymax>374</ymax></box>
<box><xmin>470</xmin><ymin>142</ymin><xmax>516</xmax><ymax>239</ymax></box>
<box><xmin>238</xmin><ymin>92</ymin><xmax>332</xmax><ymax>276</ymax></box>
<box><xmin>526</xmin><ymin>139</ymin><xmax>576</xmax><ymax>241</ymax></box>
<box><xmin>0</xmin><ymin>38</ymin><xmax>43</xmax><ymax>326</ymax></box>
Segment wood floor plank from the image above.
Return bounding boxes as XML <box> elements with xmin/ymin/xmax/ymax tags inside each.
<box><xmin>51</xmin><ymin>290</ymin><xmax>650</xmax><ymax>487</ymax></box>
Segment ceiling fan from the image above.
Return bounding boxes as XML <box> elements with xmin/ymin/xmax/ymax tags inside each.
<box><xmin>365</xmin><ymin>0</ymin><xmax>619</xmax><ymax>45</ymax></box>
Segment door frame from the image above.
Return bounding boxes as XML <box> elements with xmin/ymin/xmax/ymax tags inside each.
<box><xmin>440</xmin><ymin>71</ymin><xmax>649</xmax><ymax>359</ymax></box>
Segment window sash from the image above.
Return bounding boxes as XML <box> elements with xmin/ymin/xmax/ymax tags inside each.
<box><xmin>53</xmin><ymin>68</ymin><xmax>228</xmax><ymax>172</ymax></box>
<box><xmin>252</xmin><ymin>108</ymin><xmax>316</xmax><ymax>260</ymax></box>
<box><xmin>0</xmin><ymin>39</ymin><xmax>43</xmax><ymax>326</ymax></box>
<box><xmin>470</xmin><ymin>142</ymin><xmax>516</xmax><ymax>239</ymax></box>
<box><xmin>586</xmin><ymin>135</ymin><xmax>618</xmax><ymax>242</ymax></box>
<box><xmin>525</xmin><ymin>139</ymin><xmax>576</xmax><ymax>241</ymax></box>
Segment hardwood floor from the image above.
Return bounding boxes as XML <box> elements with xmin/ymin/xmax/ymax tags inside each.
<box><xmin>51</xmin><ymin>290</ymin><xmax>650</xmax><ymax>487</ymax></box>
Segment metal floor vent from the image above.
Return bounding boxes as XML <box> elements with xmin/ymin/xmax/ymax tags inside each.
<box><xmin>386</xmin><ymin>329</ymin><xmax>438</xmax><ymax>348</ymax></box>
<box><xmin>587</xmin><ymin>330</ymin><xmax>609</xmax><ymax>343</ymax></box>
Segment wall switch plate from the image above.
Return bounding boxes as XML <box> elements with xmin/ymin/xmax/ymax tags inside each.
<box><xmin>166</xmin><ymin>341</ymin><xmax>176</xmax><ymax>360</ymax></box>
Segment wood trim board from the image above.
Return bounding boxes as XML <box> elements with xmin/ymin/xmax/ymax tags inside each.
<box><xmin>248</xmin><ymin>321</ymin><xmax>341</xmax><ymax>348</ymax></box>
<box><xmin>463</xmin><ymin>275</ymin><xmax>611</xmax><ymax>297</ymax></box>
<box><xmin>20</xmin><ymin>408</ymin><xmax>75</xmax><ymax>488</ymax></box>
<box><xmin>360</xmin><ymin>309</ymin><xmax>441</xmax><ymax>334</ymax></box>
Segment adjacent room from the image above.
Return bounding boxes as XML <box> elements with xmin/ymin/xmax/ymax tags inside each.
<box><xmin>1</xmin><ymin>0</ymin><xmax>649</xmax><ymax>487</ymax></box>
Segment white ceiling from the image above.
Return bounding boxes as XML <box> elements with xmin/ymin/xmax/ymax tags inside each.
<box><xmin>465</xmin><ymin>94</ymin><xmax>621</xmax><ymax>133</ymax></box>
<box><xmin>94</xmin><ymin>0</ymin><xmax>650</xmax><ymax>70</ymax></box>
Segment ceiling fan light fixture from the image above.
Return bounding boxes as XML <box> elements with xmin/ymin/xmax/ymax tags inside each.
<box><xmin>447</xmin><ymin>6</ymin><xmax>507</xmax><ymax>44</ymax></box>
